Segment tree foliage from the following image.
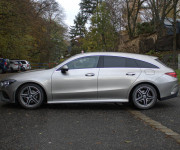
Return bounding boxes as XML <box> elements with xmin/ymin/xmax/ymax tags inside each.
<box><xmin>82</xmin><ymin>2</ymin><xmax>119</xmax><ymax>52</ymax></box>
<box><xmin>0</xmin><ymin>0</ymin><xmax>67</xmax><ymax>63</ymax></box>
<box><xmin>69</xmin><ymin>0</ymin><xmax>120</xmax><ymax>53</ymax></box>
<box><xmin>80</xmin><ymin>0</ymin><xmax>99</xmax><ymax>18</ymax></box>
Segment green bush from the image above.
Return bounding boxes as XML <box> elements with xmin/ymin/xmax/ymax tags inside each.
<box><xmin>176</xmin><ymin>70</ymin><xmax>180</xmax><ymax>83</ymax></box>
<box><xmin>136</xmin><ymin>22</ymin><xmax>154</xmax><ymax>35</ymax></box>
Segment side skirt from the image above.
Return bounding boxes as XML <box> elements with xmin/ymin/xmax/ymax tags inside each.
<box><xmin>47</xmin><ymin>99</ymin><xmax>129</xmax><ymax>104</ymax></box>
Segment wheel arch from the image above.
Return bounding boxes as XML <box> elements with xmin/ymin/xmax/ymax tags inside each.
<box><xmin>128</xmin><ymin>82</ymin><xmax>161</xmax><ymax>102</ymax></box>
<box><xmin>15</xmin><ymin>82</ymin><xmax>47</xmax><ymax>103</ymax></box>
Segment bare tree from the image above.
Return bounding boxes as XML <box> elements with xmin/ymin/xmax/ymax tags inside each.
<box><xmin>146</xmin><ymin>0</ymin><xmax>174</xmax><ymax>37</ymax></box>
<box><xmin>123</xmin><ymin>0</ymin><xmax>145</xmax><ymax>39</ymax></box>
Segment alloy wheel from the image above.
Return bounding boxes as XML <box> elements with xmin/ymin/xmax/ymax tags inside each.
<box><xmin>132</xmin><ymin>84</ymin><xmax>157</xmax><ymax>109</ymax></box>
<box><xmin>18</xmin><ymin>84</ymin><xmax>44</xmax><ymax>109</ymax></box>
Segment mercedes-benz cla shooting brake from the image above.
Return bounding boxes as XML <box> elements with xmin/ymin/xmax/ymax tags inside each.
<box><xmin>0</xmin><ymin>52</ymin><xmax>179</xmax><ymax>109</ymax></box>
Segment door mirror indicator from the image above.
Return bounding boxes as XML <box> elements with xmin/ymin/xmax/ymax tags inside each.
<box><xmin>61</xmin><ymin>65</ymin><xmax>68</xmax><ymax>73</ymax></box>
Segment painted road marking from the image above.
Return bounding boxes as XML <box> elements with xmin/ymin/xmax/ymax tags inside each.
<box><xmin>128</xmin><ymin>109</ymin><xmax>180</xmax><ymax>144</ymax></box>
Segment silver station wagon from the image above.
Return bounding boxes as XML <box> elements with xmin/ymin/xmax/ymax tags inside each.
<box><xmin>0</xmin><ymin>52</ymin><xmax>179</xmax><ymax>109</ymax></box>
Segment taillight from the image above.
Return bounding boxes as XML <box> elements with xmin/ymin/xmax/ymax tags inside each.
<box><xmin>165</xmin><ymin>72</ymin><xmax>177</xmax><ymax>78</ymax></box>
<box><xmin>4</xmin><ymin>62</ymin><xmax>7</xmax><ymax>66</ymax></box>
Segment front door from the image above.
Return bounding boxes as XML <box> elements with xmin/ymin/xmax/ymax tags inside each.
<box><xmin>51</xmin><ymin>56</ymin><xmax>100</xmax><ymax>101</ymax></box>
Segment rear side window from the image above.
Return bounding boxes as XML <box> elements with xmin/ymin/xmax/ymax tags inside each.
<box><xmin>104</xmin><ymin>56</ymin><xmax>126</xmax><ymax>68</ymax></box>
<box><xmin>99</xmin><ymin>56</ymin><xmax>158</xmax><ymax>68</ymax></box>
<box><xmin>135</xmin><ymin>59</ymin><xmax>159</xmax><ymax>68</ymax></box>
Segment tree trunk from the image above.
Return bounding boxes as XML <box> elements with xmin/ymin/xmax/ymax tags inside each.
<box><xmin>173</xmin><ymin>0</ymin><xmax>177</xmax><ymax>68</ymax></box>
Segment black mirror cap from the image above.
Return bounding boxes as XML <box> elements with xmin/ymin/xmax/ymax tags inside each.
<box><xmin>61</xmin><ymin>65</ymin><xmax>68</xmax><ymax>73</ymax></box>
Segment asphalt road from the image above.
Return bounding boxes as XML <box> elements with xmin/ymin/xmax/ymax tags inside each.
<box><xmin>0</xmin><ymin>73</ymin><xmax>180</xmax><ymax>150</ymax></box>
<box><xmin>141</xmin><ymin>97</ymin><xmax>180</xmax><ymax>134</ymax></box>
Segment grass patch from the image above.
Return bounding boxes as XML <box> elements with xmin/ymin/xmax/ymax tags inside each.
<box><xmin>176</xmin><ymin>70</ymin><xmax>180</xmax><ymax>83</ymax></box>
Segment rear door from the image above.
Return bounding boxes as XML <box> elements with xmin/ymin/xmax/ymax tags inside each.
<box><xmin>98</xmin><ymin>56</ymin><xmax>141</xmax><ymax>100</ymax></box>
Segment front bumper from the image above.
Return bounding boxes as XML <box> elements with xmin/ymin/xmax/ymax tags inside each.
<box><xmin>0</xmin><ymin>91</ymin><xmax>12</xmax><ymax>102</ymax></box>
<box><xmin>0</xmin><ymin>84</ymin><xmax>17</xmax><ymax>103</ymax></box>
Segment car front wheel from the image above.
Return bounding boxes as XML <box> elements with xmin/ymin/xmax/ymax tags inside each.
<box><xmin>18</xmin><ymin>83</ymin><xmax>44</xmax><ymax>109</ymax></box>
<box><xmin>132</xmin><ymin>84</ymin><xmax>157</xmax><ymax>110</ymax></box>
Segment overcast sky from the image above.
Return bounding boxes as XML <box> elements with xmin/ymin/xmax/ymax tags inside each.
<box><xmin>57</xmin><ymin>0</ymin><xmax>81</xmax><ymax>27</ymax></box>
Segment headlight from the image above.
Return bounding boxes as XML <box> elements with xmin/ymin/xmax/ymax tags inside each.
<box><xmin>0</xmin><ymin>79</ymin><xmax>16</xmax><ymax>87</ymax></box>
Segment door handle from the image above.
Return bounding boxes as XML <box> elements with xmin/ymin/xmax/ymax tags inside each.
<box><xmin>85</xmin><ymin>73</ymin><xmax>95</xmax><ymax>76</ymax></box>
<box><xmin>126</xmin><ymin>72</ymin><xmax>135</xmax><ymax>76</ymax></box>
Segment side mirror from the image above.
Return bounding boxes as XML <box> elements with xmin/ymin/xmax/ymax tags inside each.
<box><xmin>61</xmin><ymin>65</ymin><xmax>68</xmax><ymax>73</ymax></box>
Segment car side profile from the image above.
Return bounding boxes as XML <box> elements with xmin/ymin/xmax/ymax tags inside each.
<box><xmin>0</xmin><ymin>52</ymin><xmax>179</xmax><ymax>109</ymax></box>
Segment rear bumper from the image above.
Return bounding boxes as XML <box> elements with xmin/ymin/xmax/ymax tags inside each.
<box><xmin>160</xmin><ymin>90</ymin><xmax>179</xmax><ymax>101</ymax></box>
<box><xmin>12</xmin><ymin>67</ymin><xmax>19</xmax><ymax>71</ymax></box>
<box><xmin>158</xmin><ymin>77</ymin><xmax>179</xmax><ymax>100</ymax></box>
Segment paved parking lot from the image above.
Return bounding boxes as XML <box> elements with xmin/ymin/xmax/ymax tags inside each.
<box><xmin>0</xmin><ymin>73</ymin><xmax>180</xmax><ymax>150</ymax></box>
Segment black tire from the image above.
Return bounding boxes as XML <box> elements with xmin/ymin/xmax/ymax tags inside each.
<box><xmin>132</xmin><ymin>84</ymin><xmax>157</xmax><ymax>110</ymax></box>
<box><xmin>10</xmin><ymin>68</ymin><xmax>14</xmax><ymax>73</ymax></box>
<box><xmin>2</xmin><ymin>69</ymin><xmax>6</xmax><ymax>73</ymax></box>
<box><xmin>22</xmin><ymin>67</ymin><xmax>26</xmax><ymax>71</ymax></box>
<box><xmin>18</xmin><ymin>83</ymin><xmax>44</xmax><ymax>109</ymax></box>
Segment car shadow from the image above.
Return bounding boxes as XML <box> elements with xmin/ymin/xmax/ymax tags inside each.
<box><xmin>137</xmin><ymin>100</ymin><xmax>179</xmax><ymax>112</ymax></box>
<box><xmin>41</xmin><ymin>103</ymin><xmax>128</xmax><ymax>111</ymax></box>
<box><xmin>0</xmin><ymin>103</ymin><xmax>22</xmax><ymax>109</ymax></box>
<box><xmin>1</xmin><ymin>99</ymin><xmax>178</xmax><ymax>111</ymax></box>
<box><xmin>0</xmin><ymin>102</ymin><xmax>129</xmax><ymax>111</ymax></box>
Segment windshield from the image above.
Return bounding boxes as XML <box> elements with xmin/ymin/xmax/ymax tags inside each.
<box><xmin>21</xmin><ymin>61</ymin><xmax>26</xmax><ymax>64</ymax></box>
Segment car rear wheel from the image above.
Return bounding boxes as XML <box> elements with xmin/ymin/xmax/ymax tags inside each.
<box><xmin>132</xmin><ymin>84</ymin><xmax>157</xmax><ymax>110</ymax></box>
<box><xmin>18</xmin><ymin>83</ymin><xmax>44</xmax><ymax>109</ymax></box>
<box><xmin>22</xmin><ymin>67</ymin><xmax>26</xmax><ymax>71</ymax></box>
<box><xmin>10</xmin><ymin>67</ymin><xmax>14</xmax><ymax>73</ymax></box>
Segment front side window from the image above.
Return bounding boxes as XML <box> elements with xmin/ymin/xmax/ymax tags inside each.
<box><xmin>66</xmin><ymin>56</ymin><xmax>99</xmax><ymax>69</ymax></box>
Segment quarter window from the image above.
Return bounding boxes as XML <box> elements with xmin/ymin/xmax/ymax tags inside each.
<box><xmin>66</xmin><ymin>56</ymin><xmax>99</xmax><ymax>69</ymax></box>
<box><xmin>135</xmin><ymin>59</ymin><xmax>159</xmax><ymax>68</ymax></box>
